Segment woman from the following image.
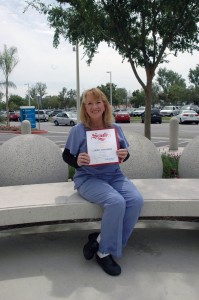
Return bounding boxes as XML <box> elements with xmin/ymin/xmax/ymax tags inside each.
<box><xmin>63</xmin><ymin>88</ymin><xmax>144</xmax><ymax>276</ymax></box>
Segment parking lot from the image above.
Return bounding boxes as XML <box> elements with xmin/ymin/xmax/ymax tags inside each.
<box><xmin>0</xmin><ymin>120</ymin><xmax>198</xmax><ymax>149</ymax></box>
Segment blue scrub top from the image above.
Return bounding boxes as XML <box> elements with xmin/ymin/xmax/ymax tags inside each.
<box><xmin>65</xmin><ymin>123</ymin><xmax>129</xmax><ymax>189</ymax></box>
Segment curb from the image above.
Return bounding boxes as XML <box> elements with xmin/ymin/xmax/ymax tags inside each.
<box><xmin>0</xmin><ymin>130</ymin><xmax>48</xmax><ymax>134</ymax></box>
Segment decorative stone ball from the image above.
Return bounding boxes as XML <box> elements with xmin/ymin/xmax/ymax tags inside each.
<box><xmin>178</xmin><ymin>135</ymin><xmax>199</xmax><ymax>178</ymax></box>
<box><xmin>120</xmin><ymin>131</ymin><xmax>163</xmax><ymax>178</ymax></box>
<box><xmin>0</xmin><ymin>135</ymin><xmax>68</xmax><ymax>186</ymax></box>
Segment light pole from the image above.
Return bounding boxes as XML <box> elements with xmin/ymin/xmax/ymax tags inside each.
<box><xmin>25</xmin><ymin>83</ymin><xmax>31</xmax><ymax>106</ymax></box>
<box><xmin>106</xmin><ymin>71</ymin><xmax>112</xmax><ymax>107</ymax></box>
<box><xmin>73</xmin><ymin>41</ymin><xmax>80</xmax><ymax>123</ymax></box>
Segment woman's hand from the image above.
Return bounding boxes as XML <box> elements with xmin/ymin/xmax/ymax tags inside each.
<box><xmin>116</xmin><ymin>148</ymin><xmax>128</xmax><ymax>163</ymax></box>
<box><xmin>77</xmin><ymin>152</ymin><xmax>90</xmax><ymax>166</ymax></box>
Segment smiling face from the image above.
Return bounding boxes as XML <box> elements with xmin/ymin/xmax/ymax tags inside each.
<box><xmin>84</xmin><ymin>92</ymin><xmax>105</xmax><ymax>124</ymax></box>
<box><xmin>80</xmin><ymin>88</ymin><xmax>112</xmax><ymax>129</ymax></box>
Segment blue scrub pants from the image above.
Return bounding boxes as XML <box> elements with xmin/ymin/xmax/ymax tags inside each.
<box><xmin>77</xmin><ymin>174</ymin><xmax>144</xmax><ymax>257</ymax></box>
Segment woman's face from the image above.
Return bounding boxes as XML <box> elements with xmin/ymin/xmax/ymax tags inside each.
<box><xmin>84</xmin><ymin>93</ymin><xmax>105</xmax><ymax>122</ymax></box>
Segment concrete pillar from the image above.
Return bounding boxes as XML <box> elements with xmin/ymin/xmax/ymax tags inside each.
<box><xmin>169</xmin><ymin>117</ymin><xmax>179</xmax><ymax>150</ymax></box>
<box><xmin>21</xmin><ymin>120</ymin><xmax>31</xmax><ymax>134</ymax></box>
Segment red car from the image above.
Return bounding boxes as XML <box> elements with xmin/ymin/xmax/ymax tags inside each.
<box><xmin>114</xmin><ymin>111</ymin><xmax>131</xmax><ymax>123</ymax></box>
<box><xmin>9</xmin><ymin>112</ymin><xmax>20</xmax><ymax>121</ymax></box>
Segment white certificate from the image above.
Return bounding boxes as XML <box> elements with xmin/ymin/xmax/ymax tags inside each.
<box><xmin>86</xmin><ymin>128</ymin><xmax>119</xmax><ymax>166</ymax></box>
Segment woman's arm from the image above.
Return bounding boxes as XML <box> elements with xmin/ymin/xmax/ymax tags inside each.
<box><xmin>116</xmin><ymin>148</ymin><xmax>130</xmax><ymax>163</ymax></box>
<box><xmin>62</xmin><ymin>148</ymin><xmax>79</xmax><ymax>169</ymax></box>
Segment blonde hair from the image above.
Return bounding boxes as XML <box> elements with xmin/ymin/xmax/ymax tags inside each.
<box><xmin>80</xmin><ymin>88</ymin><xmax>113</xmax><ymax>128</ymax></box>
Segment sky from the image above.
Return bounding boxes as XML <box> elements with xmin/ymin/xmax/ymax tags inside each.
<box><xmin>0</xmin><ymin>0</ymin><xmax>198</xmax><ymax>101</ymax></box>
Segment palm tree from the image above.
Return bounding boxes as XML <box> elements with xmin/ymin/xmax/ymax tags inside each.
<box><xmin>0</xmin><ymin>45</ymin><xmax>19</xmax><ymax>126</ymax></box>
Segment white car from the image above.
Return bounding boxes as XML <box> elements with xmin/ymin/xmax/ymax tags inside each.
<box><xmin>35</xmin><ymin>110</ymin><xmax>49</xmax><ymax>122</ymax></box>
<box><xmin>175</xmin><ymin>110</ymin><xmax>199</xmax><ymax>124</ymax></box>
<box><xmin>52</xmin><ymin>111</ymin><xmax>77</xmax><ymax>126</ymax></box>
<box><xmin>160</xmin><ymin>106</ymin><xmax>179</xmax><ymax>117</ymax></box>
<box><xmin>133</xmin><ymin>107</ymin><xmax>145</xmax><ymax>116</ymax></box>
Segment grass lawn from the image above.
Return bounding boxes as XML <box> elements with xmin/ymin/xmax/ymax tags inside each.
<box><xmin>131</xmin><ymin>116</ymin><xmax>171</xmax><ymax>123</ymax></box>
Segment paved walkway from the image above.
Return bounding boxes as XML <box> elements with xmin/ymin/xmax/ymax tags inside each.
<box><xmin>0</xmin><ymin>221</ymin><xmax>199</xmax><ymax>300</ymax></box>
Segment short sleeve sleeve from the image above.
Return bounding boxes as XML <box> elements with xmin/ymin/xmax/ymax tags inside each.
<box><xmin>65</xmin><ymin>124</ymin><xmax>86</xmax><ymax>156</ymax></box>
<box><xmin>114</xmin><ymin>124</ymin><xmax>129</xmax><ymax>149</ymax></box>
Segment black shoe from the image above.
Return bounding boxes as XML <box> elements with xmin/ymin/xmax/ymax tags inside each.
<box><xmin>83</xmin><ymin>232</ymin><xmax>99</xmax><ymax>260</ymax></box>
<box><xmin>96</xmin><ymin>254</ymin><xmax>121</xmax><ymax>276</ymax></box>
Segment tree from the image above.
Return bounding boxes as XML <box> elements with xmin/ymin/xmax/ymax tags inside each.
<box><xmin>8</xmin><ymin>95</ymin><xmax>27</xmax><ymax>110</ymax></box>
<box><xmin>0</xmin><ymin>45</ymin><xmax>19</xmax><ymax>126</ymax></box>
<box><xmin>26</xmin><ymin>0</ymin><xmax>199</xmax><ymax>139</ymax></box>
<box><xmin>42</xmin><ymin>95</ymin><xmax>60</xmax><ymax>108</ymax></box>
<box><xmin>35</xmin><ymin>82</ymin><xmax>47</xmax><ymax>108</ymax></box>
<box><xmin>97</xmin><ymin>83</ymin><xmax>126</xmax><ymax>107</ymax></box>
<box><xmin>66</xmin><ymin>89</ymin><xmax>77</xmax><ymax>108</ymax></box>
<box><xmin>58</xmin><ymin>87</ymin><xmax>68</xmax><ymax>108</ymax></box>
<box><xmin>116</xmin><ymin>88</ymin><xmax>128</xmax><ymax>106</ymax></box>
<box><xmin>156</xmin><ymin>68</ymin><xmax>186</xmax><ymax>104</ymax></box>
<box><xmin>0</xmin><ymin>90</ymin><xmax>4</xmax><ymax>102</ymax></box>
<box><xmin>28</xmin><ymin>82</ymin><xmax>47</xmax><ymax>108</ymax></box>
<box><xmin>130</xmin><ymin>90</ymin><xmax>145</xmax><ymax>107</ymax></box>
<box><xmin>188</xmin><ymin>64</ymin><xmax>199</xmax><ymax>88</ymax></box>
<box><xmin>168</xmin><ymin>85</ymin><xmax>187</xmax><ymax>106</ymax></box>
<box><xmin>156</xmin><ymin>68</ymin><xmax>186</xmax><ymax>92</ymax></box>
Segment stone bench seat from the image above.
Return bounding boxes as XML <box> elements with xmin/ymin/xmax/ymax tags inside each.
<box><xmin>0</xmin><ymin>178</ymin><xmax>199</xmax><ymax>229</ymax></box>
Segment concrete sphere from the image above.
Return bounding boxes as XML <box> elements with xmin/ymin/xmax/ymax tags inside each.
<box><xmin>120</xmin><ymin>131</ymin><xmax>163</xmax><ymax>178</ymax></box>
<box><xmin>0</xmin><ymin>135</ymin><xmax>68</xmax><ymax>186</ymax></box>
<box><xmin>178</xmin><ymin>135</ymin><xmax>199</xmax><ymax>178</ymax></box>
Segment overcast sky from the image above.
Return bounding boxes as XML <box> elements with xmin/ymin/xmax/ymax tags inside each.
<box><xmin>0</xmin><ymin>0</ymin><xmax>198</xmax><ymax>100</ymax></box>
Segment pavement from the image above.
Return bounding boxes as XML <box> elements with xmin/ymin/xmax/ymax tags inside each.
<box><xmin>0</xmin><ymin>220</ymin><xmax>199</xmax><ymax>300</ymax></box>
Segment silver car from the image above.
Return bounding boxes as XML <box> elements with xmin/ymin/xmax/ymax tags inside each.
<box><xmin>52</xmin><ymin>111</ymin><xmax>77</xmax><ymax>126</ymax></box>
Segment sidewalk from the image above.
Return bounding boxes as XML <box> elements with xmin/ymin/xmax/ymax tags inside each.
<box><xmin>0</xmin><ymin>221</ymin><xmax>199</xmax><ymax>300</ymax></box>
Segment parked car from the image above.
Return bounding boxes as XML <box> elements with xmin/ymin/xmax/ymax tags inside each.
<box><xmin>48</xmin><ymin>109</ymin><xmax>63</xmax><ymax>117</ymax></box>
<box><xmin>9</xmin><ymin>111</ymin><xmax>20</xmax><ymax>121</ymax></box>
<box><xmin>127</xmin><ymin>108</ymin><xmax>135</xmax><ymax>117</ymax></box>
<box><xmin>112</xmin><ymin>108</ymin><xmax>121</xmax><ymax>116</ymax></box>
<box><xmin>133</xmin><ymin>107</ymin><xmax>145</xmax><ymax>116</ymax></box>
<box><xmin>52</xmin><ymin>111</ymin><xmax>77</xmax><ymax>126</ymax></box>
<box><xmin>175</xmin><ymin>110</ymin><xmax>199</xmax><ymax>124</ymax></box>
<box><xmin>0</xmin><ymin>111</ymin><xmax>7</xmax><ymax>121</ymax></box>
<box><xmin>35</xmin><ymin>110</ymin><xmax>49</xmax><ymax>122</ymax></box>
<box><xmin>160</xmin><ymin>106</ymin><xmax>179</xmax><ymax>117</ymax></box>
<box><xmin>141</xmin><ymin>108</ymin><xmax>162</xmax><ymax>124</ymax></box>
<box><xmin>180</xmin><ymin>104</ymin><xmax>199</xmax><ymax>114</ymax></box>
<box><xmin>114</xmin><ymin>111</ymin><xmax>130</xmax><ymax>123</ymax></box>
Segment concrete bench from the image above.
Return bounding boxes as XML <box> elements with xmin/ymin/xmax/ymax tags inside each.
<box><xmin>0</xmin><ymin>178</ymin><xmax>199</xmax><ymax>230</ymax></box>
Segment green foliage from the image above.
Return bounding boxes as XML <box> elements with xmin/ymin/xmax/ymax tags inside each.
<box><xmin>156</xmin><ymin>68</ymin><xmax>186</xmax><ymax>94</ymax></box>
<box><xmin>188</xmin><ymin>64</ymin><xmax>199</xmax><ymax>88</ymax></box>
<box><xmin>161</xmin><ymin>154</ymin><xmax>180</xmax><ymax>178</ymax></box>
<box><xmin>8</xmin><ymin>95</ymin><xmax>27</xmax><ymax>110</ymax></box>
<box><xmin>68</xmin><ymin>165</ymin><xmax>75</xmax><ymax>180</ymax></box>
<box><xmin>97</xmin><ymin>83</ymin><xmax>127</xmax><ymax>107</ymax></box>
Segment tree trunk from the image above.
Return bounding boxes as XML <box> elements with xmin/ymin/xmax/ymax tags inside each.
<box><xmin>144</xmin><ymin>71</ymin><xmax>154</xmax><ymax>140</ymax></box>
<box><xmin>6</xmin><ymin>77</ymin><xmax>10</xmax><ymax>127</ymax></box>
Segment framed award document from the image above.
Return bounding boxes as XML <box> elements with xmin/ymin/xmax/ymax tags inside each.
<box><xmin>86</xmin><ymin>128</ymin><xmax>119</xmax><ymax>166</ymax></box>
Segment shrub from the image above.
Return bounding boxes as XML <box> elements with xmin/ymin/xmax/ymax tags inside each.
<box><xmin>161</xmin><ymin>153</ymin><xmax>180</xmax><ymax>178</ymax></box>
